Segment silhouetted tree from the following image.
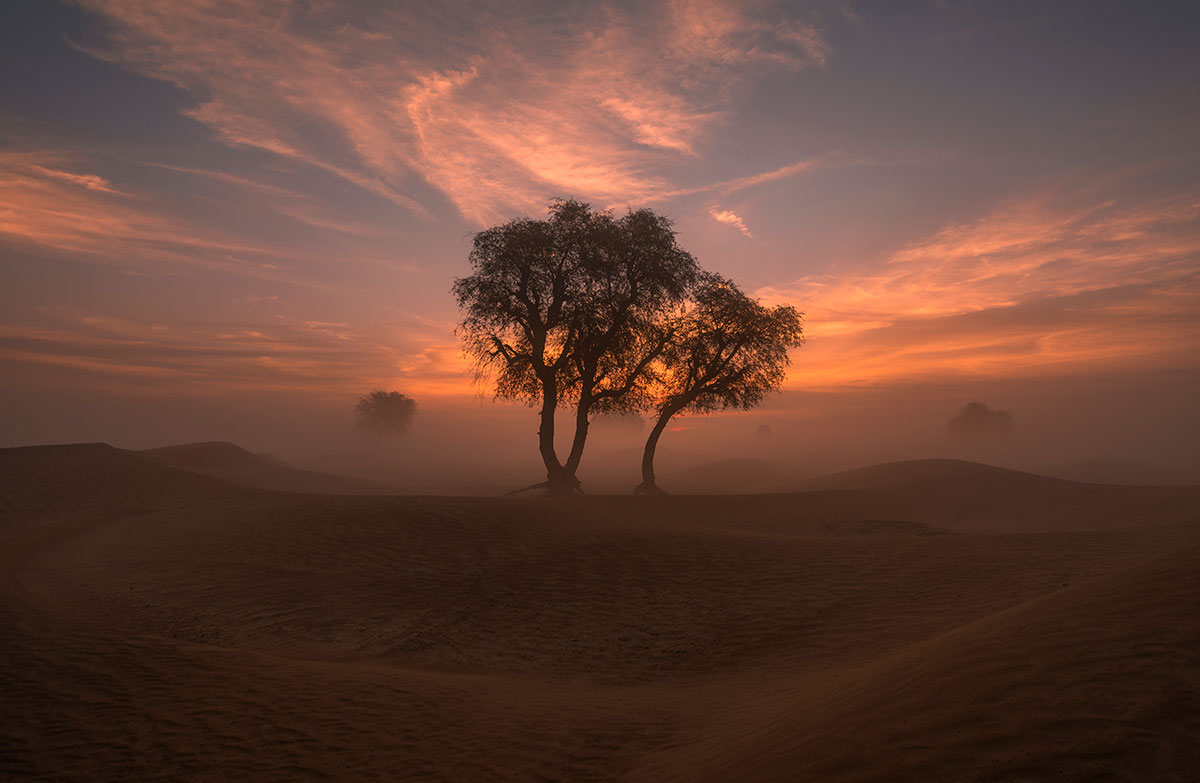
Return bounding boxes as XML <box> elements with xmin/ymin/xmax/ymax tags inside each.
<box><xmin>635</xmin><ymin>274</ymin><xmax>804</xmax><ymax>494</ymax></box>
<box><xmin>453</xmin><ymin>200</ymin><xmax>698</xmax><ymax>495</ymax></box>
<box><xmin>354</xmin><ymin>390</ymin><xmax>417</xmax><ymax>436</ymax></box>
<box><xmin>947</xmin><ymin>401</ymin><xmax>1014</xmax><ymax>439</ymax></box>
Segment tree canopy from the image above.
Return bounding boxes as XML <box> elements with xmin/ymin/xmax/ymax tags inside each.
<box><xmin>635</xmin><ymin>274</ymin><xmax>804</xmax><ymax>493</ymax></box>
<box><xmin>453</xmin><ymin>201</ymin><xmax>803</xmax><ymax>496</ymax></box>
<box><xmin>453</xmin><ymin>199</ymin><xmax>698</xmax><ymax>494</ymax></box>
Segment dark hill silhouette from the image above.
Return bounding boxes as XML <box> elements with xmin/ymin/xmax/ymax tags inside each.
<box><xmin>0</xmin><ymin>443</ymin><xmax>237</xmax><ymax>519</ymax></box>
<box><xmin>253</xmin><ymin>451</ymin><xmax>292</xmax><ymax>468</ymax></box>
<box><xmin>797</xmin><ymin>458</ymin><xmax>1058</xmax><ymax>492</ymax></box>
<box><xmin>792</xmin><ymin>458</ymin><xmax>1200</xmax><ymax>532</ymax></box>
<box><xmin>139</xmin><ymin>442</ymin><xmax>400</xmax><ymax>495</ymax></box>
<box><xmin>1044</xmin><ymin>458</ymin><xmax>1198</xmax><ymax>487</ymax></box>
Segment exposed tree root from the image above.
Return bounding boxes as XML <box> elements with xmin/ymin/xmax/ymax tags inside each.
<box><xmin>502</xmin><ymin>479</ymin><xmax>586</xmax><ymax>497</ymax></box>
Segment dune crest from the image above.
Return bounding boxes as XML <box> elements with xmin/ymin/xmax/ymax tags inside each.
<box><xmin>140</xmin><ymin>441</ymin><xmax>401</xmax><ymax>495</ymax></box>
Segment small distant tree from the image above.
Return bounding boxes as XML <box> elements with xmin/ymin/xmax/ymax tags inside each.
<box><xmin>354</xmin><ymin>390</ymin><xmax>417</xmax><ymax>437</ymax></box>
<box><xmin>635</xmin><ymin>274</ymin><xmax>804</xmax><ymax>494</ymax></box>
<box><xmin>947</xmin><ymin>401</ymin><xmax>1014</xmax><ymax>440</ymax></box>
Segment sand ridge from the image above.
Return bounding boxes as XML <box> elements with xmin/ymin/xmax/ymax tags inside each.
<box><xmin>139</xmin><ymin>442</ymin><xmax>401</xmax><ymax>495</ymax></box>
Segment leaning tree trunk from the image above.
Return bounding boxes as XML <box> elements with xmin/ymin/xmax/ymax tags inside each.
<box><xmin>634</xmin><ymin>411</ymin><xmax>674</xmax><ymax>495</ymax></box>
<box><xmin>562</xmin><ymin>390</ymin><xmax>593</xmax><ymax>489</ymax></box>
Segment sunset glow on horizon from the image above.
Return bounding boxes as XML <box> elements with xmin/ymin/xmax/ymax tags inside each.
<box><xmin>2</xmin><ymin>0</ymin><xmax>1198</xmax><ymax>462</ymax></box>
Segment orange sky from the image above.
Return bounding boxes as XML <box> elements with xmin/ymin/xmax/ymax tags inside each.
<box><xmin>1</xmin><ymin>0</ymin><xmax>1198</xmax><ymax>460</ymax></box>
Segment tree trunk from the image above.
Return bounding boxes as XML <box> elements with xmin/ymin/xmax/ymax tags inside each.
<box><xmin>534</xmin><ymin>379</ymin><xmax>584</xmax><ymax>495</ymax></box>
<box><xmin>537</xmin><ymin>378</ymin><xmax>564</xmax><ymax>481</ymax></box>
<box><xmin>634</xmin><ymin>411</ymin><xmax>673</xmax><ymax>494</ymax></box>
<box><xmin>563</xmin><ymin>391</ymin><xmax>592</xmax><ymax>476</ymax></box>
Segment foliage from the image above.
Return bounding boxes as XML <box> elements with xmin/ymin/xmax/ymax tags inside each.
<box><xmin>651</xmin><ymin>274</ymin><xmax>803</xmax><ymax>415</ymax></box>
<box><xmin>636</xmin><ymin>274</ymin><xmax>804</xmax><ymax>491</ymax></box>
<box><xmin>454</xmin><ymin>200</ymin><xmax>697</xmax><ymax>402</ymax></box>
<box><xmin>452</xmin><ymin>199</ymin><xmax>699</xmax><ymax>490</ymax></box>
<box><xmin>451</xmin><ymin>200</ymin><xmax>804</xmax><ymax>495</ymax></box>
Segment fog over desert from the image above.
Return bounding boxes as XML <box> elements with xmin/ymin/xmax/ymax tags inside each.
<box><xmin>2</xmin><ymin>1</ymin><xmax>1199</xmax><ymax>780</ymax></box>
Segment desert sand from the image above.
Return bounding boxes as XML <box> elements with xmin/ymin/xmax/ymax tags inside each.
<box><xmin>2</xmin><ymin>444</ymin><xmax>1198</xmax><ymax>781</ymax></box>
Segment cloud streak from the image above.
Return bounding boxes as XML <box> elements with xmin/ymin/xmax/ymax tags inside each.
<box><xmin>0</xmin><ymin>313</ymin><xmax>471</xmax><ymax>397</ymax></box>
<box><xmin>795</xmin><ymin>275</ymin><xmax>1200</xmax><ymax>388</ymax></box>
<box><xmin>0</xmin><ymin>149</ymin><xmax>421</xmax><ymax>288</ymax></box>
<box><xmin>0</xmin><ymin>151</ymin><xmax>294</xmax><ymax>277</ymax></box>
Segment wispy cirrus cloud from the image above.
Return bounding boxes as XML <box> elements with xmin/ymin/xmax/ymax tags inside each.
<box><xmin>794</xmin><ymin>275</ymin><xmax>1200</xmax><ymax>388</ymax></box>
<box><xmin>622</xmin><ymin>155</ymin><xmax>837</xmax><ymax>210</ymax></box>
<box><xmin>28</xmin><ymin>165</ymin><xmax>118</xmax><ymax>193</ymax></box>
<box><xmin>666</xmin><ymin>0</ymin><xmax>830</xmax><ymax>70</ymax></box>
<box><xmin>759</xmin><ymin>180</ymin><xmax>1200</xmax><ymax>386</ymax></box>
<box><xmin>74</xmin><ymin>0</ymin><xmax>832</xmax><ymax>224</ymax></box>
<box><xmin>0</xmin><ymin>313</ymin><xmax>471</xmax><ymax>397</ymax></box>
<box><xmin>0</xmin><ymin>150</ymin><xmax>416</xmax><ymax>283</ymax></box>
<box><xmin>0</xmin><ymin>151</ymin><xmax>294</xmax><ymax>277</ymax></box>
<box><xmin>711</xmin><ymin>158</ymin><xmax>822</xmax><ymax>194</ymax></box>
<box><xmin>763</xmin><ymin>184</ymin><xmax>1200</xmax><ymax>335</ymax></box>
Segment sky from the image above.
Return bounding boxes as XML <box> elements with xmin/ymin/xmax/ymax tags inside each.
<box><xmin>1</xmin><ymin>0</ymin><xmax>1198</xmax><ymax>480</ymax></box>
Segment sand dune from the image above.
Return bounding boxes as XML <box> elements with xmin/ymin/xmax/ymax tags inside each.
<box><xmin>798</xmin><ymin>458</ymin><xmax>1060</xmax><ymax>492</ymax></box>
<box><xmin>794</xmin><ymin>458</ymin><xmax>1200</xmax><ymax>532</ymax></box>
<box><xmin>1045</xmin><ymin>457</ymin><xmax>1200</xmax><ymax>487</ymax></box>
<box><xmin>140</xmin><ymin>441</ymin><xmax>401</xmax><ymax>495</ymax></box>
<box><xmin>0</xmin><ymin>444</ymin><xmax>240</xmax><ymax>536</ymax></box>
<box><xmin>2</xmin><ymin>445</ymin><xmax>1198</xmax><ymax>780</ymax></box>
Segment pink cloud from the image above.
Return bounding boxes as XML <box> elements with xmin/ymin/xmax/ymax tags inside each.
<box><xmin>0</xmin><ymin>313</ymin><xmax>472</xmax><ymax>397</ymax></box>
<box><xmin>29</xmin><ymin>165</ymin><xmax>118</xmax><ymax>193</ymax></box>
<box><xmin>709</xmin><ymin>207</ymin><xmax>754</xmax><ymax>237</ymax></box>
<box><xmin>75</xmin><ymin>0</ymin><xmax>831</xmax><ymax>224</ymax></box>
<box><xmin>667</xmin><ymin>0</ymin><xmax>830</xmax><ymax>70</ymax></box>
<box><xmin>0</xmin><ymin>151</ymin><xmax>307</xmax><ymax>279</ymax></box>
<box><xmin>762</xmin><ymin>184</ymin><xmax>1200</xmax><ymax>337</ymax></box>
<box><xmin>794</xmin><ymin>276</ymin><xmax>1200</xmax><ymax>389</ymax></box>
<box><xmin>756</xmin><ymin>181</ymin><xmax>1200</xmax><ymax>387</ymax></box>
